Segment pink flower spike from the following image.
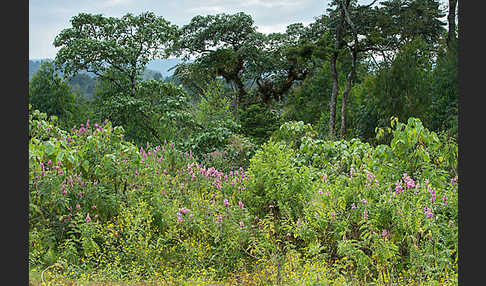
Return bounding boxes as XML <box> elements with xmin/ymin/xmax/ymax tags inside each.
<box><xmin>382</xmin><ymin>229</ymin><xmax>388</xmax><ymax>238</ymax></box>
<box><xmin>86</xmin><ymin>214</ymin><xmax>91</xmax><ymax>222</ymax></box>
<box><xmin>363</xmin><ymin>209</ymin><xmax>368</xmax><ymax>220</ymax></box>
<box><xmin>179</xmin><ymin>207</ymin><xmax>190</xmax><ymax>214</ymax></box>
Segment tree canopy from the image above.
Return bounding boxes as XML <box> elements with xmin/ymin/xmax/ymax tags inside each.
<box><xmin>54</xmin><ymin>12</ymin><xmax>178</xmax><ymax>97</ymax></box>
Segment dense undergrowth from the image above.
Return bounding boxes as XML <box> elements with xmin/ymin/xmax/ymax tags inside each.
<box><xmin>29</xmin><ymin>107</ymin><xmax>457</xmax><ymax>285</ymax></box>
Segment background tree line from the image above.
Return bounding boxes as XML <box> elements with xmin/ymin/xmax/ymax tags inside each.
<box><xmin>29</xmin><ymin>0</ymin><xmax>457</xmax><ymax>164</ymax></box>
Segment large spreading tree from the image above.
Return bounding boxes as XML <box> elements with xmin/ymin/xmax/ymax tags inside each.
<box><xmin>53</xmin><ymin>12</ymin><xmax>179</xmax><ymax>144</ymax></box>
<box><xmin>174</xmin><ymin>12</ymin><xmax>328</xmax><ymax>108</ymax></box>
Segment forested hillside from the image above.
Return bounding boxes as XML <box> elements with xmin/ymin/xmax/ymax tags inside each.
<box><xmin>30</xmin><ymin>59</ymin><xmax>171</xmax><ymax>99</ymax></box>
<box><xmin>29</xmin><ymin>0</ymin><xmax>458</xmax><ymax>285</ymax></box>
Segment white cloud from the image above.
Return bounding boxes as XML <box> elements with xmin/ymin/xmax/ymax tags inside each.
<box><xmin>242</xmin><ymin>0</ymin><xmax>302</xmax><ymax>8</ymax></box>
<box><xmin>188</xmin><ymin>6</ymin><xmax>226</xmax><ymax>15</ymax></box>
<box><xmin>256</xmin><ymin>23</ymin><xmax>288</xmax><ymax>34</ymax></box>
<box><xmin>103</xmin><ymin>0</ymin><xmax>133</xmax><ymax>8</ymax></box>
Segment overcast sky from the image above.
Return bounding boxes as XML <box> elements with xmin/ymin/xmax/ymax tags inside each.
<box><xmin>29</xmin><ymin>0</ymin><xmax>450</xmax><ymax>60</ymax></box>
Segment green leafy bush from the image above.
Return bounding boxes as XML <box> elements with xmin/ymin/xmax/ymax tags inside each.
<box><xmin>238</xmin><ymin>104</ymin><xmax>282</xmax><ymax>145</ymax></box>
<box><xmin>244</xmin><ymin>140</ymin><xmax>312</xmax><ymax>221</ymax></box>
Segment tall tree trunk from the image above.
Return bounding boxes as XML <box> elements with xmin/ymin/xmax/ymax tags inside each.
<box><xmin>329</xmin><ymin>55</ymin><xmax>339</xmax><ymax>140</ymax></box>
<box><xmin>339</xmin><ymin>0</ymin><xmax>358</xmax><ymax>138</ymax></box>
<box><xmin>447</xmin><ymin>0</ymin><xmax>458</xmax><ymax>47</ymax></box>
<box><xmin>340</xmin><ymin>66</ymin><xmax>354</xmax><ymax>138</ymax></box>
<box><xmin>329</xmin><ymin>5</ymin><xmax>346</xmax><ymax>140</ymax></box>
<box><xmin>233</xmin><ymin>75</ymin><xmax>246</xmax><ymax>110</ymax></box>
<box><xmin>130</xmin><ymin>75</ymin><xmax>136</xmax><ymax>98</ymax></box>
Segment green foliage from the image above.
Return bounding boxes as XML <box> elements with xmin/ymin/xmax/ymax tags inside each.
<box><xmin>68</xmin><ymin>73</ymin><xmax>98</xmax><ymax>99</ymax></box>
<box><xmin>238</xmin><ymin>104</ymin><xmax>282</xmax><ymax>145</ymax></box>
<box><xmin>185</xmin><ymin>81</ymin><xmax>240</xmax><ymax>156</ymax></box>
<box><xmin>427</xmin><ymin>41</ymin><xmax>458</xmax><ymax>135</ymax></box>
<box><xmin>376</xmin><ymin>117</ymin><xmax>457</xmax><ymax>179</ymax></box>
<box><xmin>272</xmin><ymin>121</ymin><xmax>316</xmax><ymax>149</ymax></box>
<box><xmin>54</xmin><ymin>12</ymin><xmax>178</xmax><ymax>84</ymax></box>
<box><xmin>175</xmin><ymin>12</ymin><xmax>326</xmax><ymax>107</ymax></box>
<box><xmin>93</xmin><ymin>79</ymin><xmax>195</xmax><ymax>146</ymax></box>
<box><xmin>355</xmin><ymin>38</ymin><xmax>435</xmax><ymax>140</ymax></box>
<box><xmin>29</xmin><ymin>61</ymin><xmax>79</xmax><ymax>129</ymax></box>
<box><xmin>29</xmin><ymin>108</ymin><xmax>457</xmax><ymax>284</ymax></box>
<box><xmin>244</xmin><ymin>140</ymin><xmax>312</xmax><ymax>221</ymax></box>
<box><xmin>283</xmin><ymin>62</ymin><xmax>333</xmax><ymax>125</ymax></box>
<box><xmin>53</xmin><ymin>12</ymin><xmax>179</xmax><ymax>146</ymax></box>
<box><xmin>31</xmin><ymin>2</ymin><xmax>458</xmax><ymax>284</ymax></box>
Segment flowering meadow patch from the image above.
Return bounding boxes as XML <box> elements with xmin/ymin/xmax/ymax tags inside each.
<box><xmin>29</xmin><ymin>109</ymin><xmax>457</xmax><ymax>285</ymax></box>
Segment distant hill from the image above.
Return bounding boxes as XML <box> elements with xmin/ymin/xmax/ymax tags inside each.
<box><xmin>145</xmin><ymin>58</ymin><xmax>183</xmax><ymax>77</ymax></box>
<box><xmin>29</xmin><ymin>59</ymin><xmax>53</xmax><ymax>79</ymax></box>
<box><xmin>29</xmin><ymin>58</ymin><xmax>183</xmax><ymax>80</ymax></box>
<box><xmin>29</xmin><ymin>58</ymin><xmax>183</xmax><ymax>99</ymax></box>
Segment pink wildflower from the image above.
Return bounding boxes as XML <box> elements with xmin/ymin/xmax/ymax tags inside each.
<box><xmin>179</xmin><ymin>208</ymin><xmax>190</xmax><ymax>214</ymax></box>
<box><xmin>363</xmin><ymin>209</ymin><xmax>368</xmax><ymax>220</ymax></box>
<box><xmin>395</xmin><ymin>181</ymin><xmax>403</xmax><ymax>194</ymax></box>
<box><xmin>382</xmin><ymin>229</ymin><xmax>388</xmax><ymax>238</ymax></box>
